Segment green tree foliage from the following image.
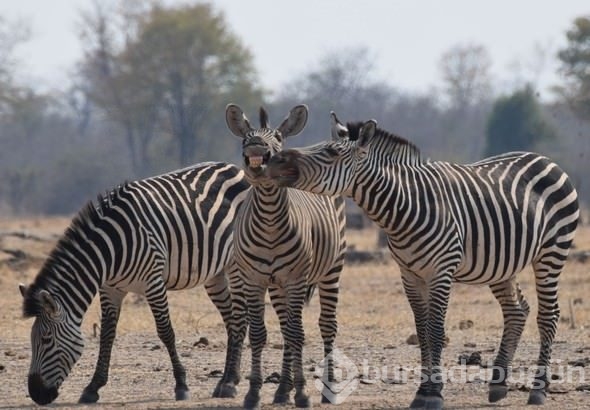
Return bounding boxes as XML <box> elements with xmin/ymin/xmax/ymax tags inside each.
<box><xmin>557</xmin><ymin>16</ymin><xmax>590</xmax><ymax>121</ymax></box>
<box><xmin>79</xmin><ymin>2</ymin><xmax>263</xmax><ymax>175</ymax></box>
<box><xmin>485</xmin><ymin>85</ymin><xmax>556</xmax><ymax>156</ymax></box>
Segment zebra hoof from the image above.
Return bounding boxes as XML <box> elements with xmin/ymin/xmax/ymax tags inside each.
<box><xmin>527</xmin><ymin>389</ymin><xmax>546</xmax><ymax>405</ymax></box>
<box><xmin>488</xmin><ymin>383</ymin><xmax>508</xmax><ymax>402</ymax></box>
<box><xmin>409</xmin><ymin>393</ymin><xmax>427</xmax><ymax>408</ymax></box>
<box><xmin>212</xmin><ymin>381</ymin><xmax>237</xmax><ymax>398</ymax></box>
<box><xmin>273</xmin><ymin>395</ymin><xmax>292</xmax><ymax>405</ymax></box>
<box><xmin>175</xmin><ymin>387</ymin><xmax>189</xmax><ymax>400</ymax></box>
<box><xmin>425</xmin><ymin>395</ymin><xmax>444</xmax><ymax>410</ymax></box>
<box><xmin>294</xmin><ymin>392</ymin><xmax>311</xmax><ymax>408</ymax></box>
<box><xmin>78</xmin><ymin>389</ymin><xmax>99</xmax><ymax>404</ymax></box>
<box><xmin>244</xmin><ymin>390</ymin><xmax>261</xmax><ymax>410</ymax></box>
<box><xmin>273</xmin><ymin>382</ymin><xmax>293</xmax><ymax>404</ymax></box>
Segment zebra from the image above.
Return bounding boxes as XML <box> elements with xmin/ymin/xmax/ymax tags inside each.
<box><xmin>267</xmin><ymin>112</ymin><xmax>579</xmax><ymax>409</ymax></box>
<box><xmin>19</xmin><ymin>161</ymin><xmax>250</xmax><ymax>405</ymax></box>
<box><xmin>225</xmin><ymin>104</ymin><xmax>347</xmax><ymax>409</ymax></box>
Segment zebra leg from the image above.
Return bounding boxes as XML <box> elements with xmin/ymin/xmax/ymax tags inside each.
<box><xmin>244</xmin><ymin>283</ymin><xmax>267</xmax><ymax>410</ymax></box>
<box><xmin>401</xmin><ymin>271</ymin><xmax>432</xmax><ymax>409</ymax></box>
<box><xmin>228</xmin><ymin>262</ymin><xmax>249</xmax><ymax>381</ymax></box>
<box><xmin>424</xmin><ymin>274</ymin><xmax>451</xmax><ymax>410</ymax></box>
<box><xmin>205</xmin><ymin>271</ymin><xmax>242</xmax><ymax>398</ymax></box>
<box><xmin>528</xmin><ymin>258</ymin><xmax>563</xmax><ymax>405</ymax></box>
<box><xmin>318</xmin><ymin>273</ymin><xmax>341</xmax><ymax>404</ymax></box>
<box><xmin>488</xmin><ymin>280</ymin><xmax>529</xmax><ymax>403</ymax></box>
<box><xmin>269</xmin><ymin>287</ymin><xmax>294</xmax><ymax>404</ymax></box>
<box><xmin>79</xmin><ymin>287</ymin><xmax>126</xmax><ymax>403</ymax></box>
<box><xmin>146</xmin><ymin>280</ymin><xmax>189</xmax><ymax>400</ymax></box>
<box><xmin>285</xmin><ymin>280</ymin><xmax>310</xmax><ymax>408</ymax></box>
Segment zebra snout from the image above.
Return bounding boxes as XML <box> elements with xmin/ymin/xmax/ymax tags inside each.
<box><xmin>268</xmin><ymin>153</ymin><xmax>287</xmax><ymax>165</ymax></box>
<box><xmin>269</xmin><ymin>150</ymin><xmax>302</xmax><ymax>166</ymax></box>
<box><xmin>243</xmin><ymin>147</ymin><xmax>271</xmax><ymax>170</ymax></box>
<box><xmin>267</xmin><ymin>154</ymin><xmax>300</xmax><ymax>183</ymax></box>
<box><xmin>28</xmin><ymin>373</ymin><xmax>59</xmax><ymax>405</ymax></box>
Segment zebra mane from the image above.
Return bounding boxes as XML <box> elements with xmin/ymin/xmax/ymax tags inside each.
<box><xmin>346</xmin><ymin>121</ymin><xmax>422</xmax><ymax>162</ymax></box>
<box><xmin>57</xmin><ymin>183</ymin><xmax>132</xmax><ymax>247</ymax></box>
<box><xmin>22</xmin><ymin>184</ymin><xmax>128</xmax><ymax>318</ymax></box>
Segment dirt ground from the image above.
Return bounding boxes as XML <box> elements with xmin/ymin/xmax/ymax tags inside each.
<box><xmin>1</xmin><ymin>216</ymin><xmax>590</xmax><ymax>409</ymax></box>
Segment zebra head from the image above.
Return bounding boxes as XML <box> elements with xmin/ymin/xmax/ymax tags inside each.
<box><xmin>225</xmin><ymin>104</ymin><xmax>308</xmax><ymax>185</ymax></box>
<box><xmin>19</xmin><ymin>283</ymin><xmax>84</xmax><ymax>405</ymax></box>
<box><xmin>267</xmin><ymin>111</ymin><xmax>377</xmax><ymax>197</ymax></box>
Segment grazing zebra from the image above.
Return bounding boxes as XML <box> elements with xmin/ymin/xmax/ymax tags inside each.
<box><xmin>267</xmin><ymin>113</ymin><xmax>579</xmax><ymax>409</ymax></box>
<box><xmin>225</xmin><ymin>104</ymin><xmax>347</xmax><ymax>409</ymax></box>
<box><xmin>19</xmin><ymin>161</ymin><xmax>250</xmax><ymax>405</ymax></box>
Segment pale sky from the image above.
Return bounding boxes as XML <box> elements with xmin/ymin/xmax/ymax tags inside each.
<box><xmin>1</xmin><ymin>0</ymin><xmax>589</xmax><ymax>100</ymax></box>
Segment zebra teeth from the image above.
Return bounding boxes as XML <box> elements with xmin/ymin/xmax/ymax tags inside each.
<box><xmin>249</xmin><ymin>156</ymin><xmax>264</xmax><ymax>168</ymax></box>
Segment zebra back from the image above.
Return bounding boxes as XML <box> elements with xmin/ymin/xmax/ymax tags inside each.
<box><xmin>22</xmin><ymin>161</ymin><xmax>250</xmax><ymax>320</ymax></box>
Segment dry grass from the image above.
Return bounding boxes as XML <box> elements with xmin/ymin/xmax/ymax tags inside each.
<box><xmin>1</xmin><ymin>217</ymin><xmax>590</xmax><ymax>409</ymax></box>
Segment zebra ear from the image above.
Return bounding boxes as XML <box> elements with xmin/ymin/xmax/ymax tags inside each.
<box><xmin>278</xmin><ymin>104</ymin><xmax>308</xmax><ymax>138</ymax></box>
<box><xmin>19</xmin><ymin>283</ymin><xmax>28</xmax><ymax>298</ymax></box>
<box><xmin>226</xmin><ymin>104</ymin><xmax>253</xmax><ymax>138</ymax></box>
<box><xmin>259</xmin><ymin>106</ymin><xmax>270</xmax><ymax>128</ymax></box>
<box><xmin>357</xmin><ymin>120</ymin><xmax>377</xmax><ymax>149</ymax></box>
<box><xmin>330</xmin><ymin>111</ymin><xmax>348</xmax><ymax>141</ymax></box>
<box><xmin>39</xmin><ymin>290</ymin><xmax>59</xmax><ymax>318</ymax></box>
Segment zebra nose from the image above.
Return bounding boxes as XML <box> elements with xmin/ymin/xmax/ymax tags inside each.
<box><xmin>28</xmin><ymin>373</ymin><xmax>59</xmax><ymax>405</ymax></box>
<box><xmin>269</xmin><ymin>153</ymin><xmax>285</xmax><ymax>163</ymax></box>
<box><xmin>269</xmin><ymin>151</ymin><xmax>296</xmax><ymax>167</ymax></box>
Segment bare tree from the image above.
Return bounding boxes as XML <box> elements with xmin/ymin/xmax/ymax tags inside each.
<box><xmin>439</xmin><ymin>44</ymin><xmax>492</xmax><ymax>109</ymax></box>
<box><xmin>77</xmin><ymin>1</ymin><xmax>159</xmax><ymax>176</ymax></box>
<box><xmin>77</xmin><ymin>2</ymin><xmax>262</xmax><ymax>173</ymax></box>
<box><xmin>0</xmin><ymin>16</ymin><xmax>31</xmax><ymax>113</ymax></box>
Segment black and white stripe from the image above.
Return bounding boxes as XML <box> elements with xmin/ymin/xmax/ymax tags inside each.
<box><xmin>20</xmin><ymin>162</ymin><xmax>249</xmax><ymax>405</ymax></box>
<box><xmin>225</xmin><ymin>104</ymin><xmax>347</xmax><ymax>409</ymax></box>
<box><xmin>267</xmin><ymin>113</ymin><xmax>579</xmax><ymax>409</ymax></box>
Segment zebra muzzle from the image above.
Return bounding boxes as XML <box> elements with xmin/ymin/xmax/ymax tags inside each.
<box><xmin>245</xmin><ymin>150</ymin><xmax>271</xmax><ymax>170</ymax></box>
<box><xmin>28</xmin><ymin>373</ymin><xmax>59</xmax><ymax>405</ymax></box>
<box><xmin>267</xmin><ymin>156</ymin><xmax>300</xmax><ymax>185</ymax></box>
<box><xmin>248</xmin><ymin>155</ymin><xmax>264</xmax><ymax>168</ymax></box>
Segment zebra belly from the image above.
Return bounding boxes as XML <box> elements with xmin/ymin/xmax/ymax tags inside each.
<box><xmin>452</xmin><ymin>267</ymin><xmax>518</xmax><ymax>285</ymax></box>
<box><xmin>107</xmin><ymin>280</ymin><xmax>148</xmax><ymax>294</ymax></box>
<box><xmin>452</xmin><ymin>252</ymin><xmax>528</xmax><ymax>285</ymax></box>
<box><xmin>452</xmin><ymin>223</ymin><xmax>537</xmax><ymax>285</ymax></box>
<box><xmin>236</xmin><ymin>246</ymin><xmax>342</xmax><ymax>287</ymax></box>
<box><xmin>163</xmin><ymin>257</ymin><xmax>224</xmax><ymax>290</ymax></box>
<box><xmin>390</xmin><ymin>237</ymin><xmax>529</xmax><ymax>286</ymax></box>
<box><xmin>236</xmin><ymin>252</ymin><xmax>311</xmax><ymax>288</ymax></box>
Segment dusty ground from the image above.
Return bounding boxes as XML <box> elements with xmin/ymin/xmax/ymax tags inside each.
<box><xmin>1</xmin><ymin>217</ymin><xmax>590</xmax><ymax>409</ymax></box>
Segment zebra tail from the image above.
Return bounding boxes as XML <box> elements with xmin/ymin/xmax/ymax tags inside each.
<box><xmin>305</xmin><ymin>284</ymin><xmax>317</xmax><ymax>305</ymax></box>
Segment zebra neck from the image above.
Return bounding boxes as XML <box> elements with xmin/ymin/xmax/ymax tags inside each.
<box><xmin>351</xmin><ymin>164</ymin><xmax>409</xmax><ymax>237</ymax></box>
<box><xmin>38</xmin><ymin>253</ymin><xmax>103</xmax><ymax>325</ymax></box>
<box><xmin>248</xmin><ymin>185</ymin><xmax>291</xmax><ymax>228</ymax></box>
<box><xmin>36</xmin><ymin>214</ymin><xmax>112</xmax><ymax>325</ymax></box>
